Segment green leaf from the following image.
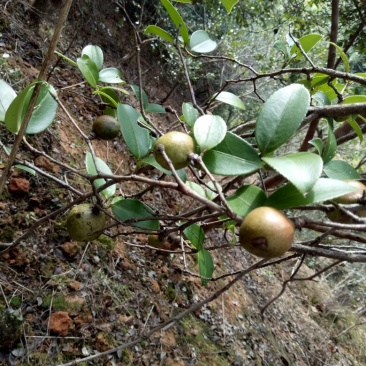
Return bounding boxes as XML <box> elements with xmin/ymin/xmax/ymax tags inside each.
<box><xmin>197</xmin><ymin>249</ymin><xmax>214</xmax><ymax>285</ymax></box>
<box><xmin>212</xmin><ymin>91</ymin><xmax>245</xmax><ymax>110</ymax></box>
<box><xmin>323</xmin><ymin>160</ymin><xmax>361</xmax><ymax>180</ymax></box>
<box><xmin>194</xmin><ymin>115</ymin><xmax>227</xmax><ymax>151</ymax></box>
<box><xmin>322</xmin><ymin>122</ymin><xmax>336</xmax><ymax>164</ymax></box>
<box><xmin>309</xmin><ymin>138</ymin><xmax>322</xmax><ymax>155</ymax></box>
<box><xmin>139</xmin><ymin>155</ymin><xmax>187</xmax><ymax>181</ymax></box>
<box><xmin>263</xmin><ymin>152</ymin><xmax>323</xmax><ymax>194</ymax></box>
<box><xmin>77</xmin><ymin>54</ymin><xmax>99</xmax><ymax>88</ymax></box>
<box><xmin>145</xmin><ymin>103</ymin><xmax>166</xmax><ymax>113</ymax></box>
<box><xmin>267</xmin><ymin>178</ymin><xmax>358</xmax><ymax>209</ymax></box>
<box><xmin>290</xmin><ymin>34</ymin><xmax>323</xmax><ymax>61</ymax></box>
<box><xmin>97</xmin><ymin>87</ymin><xmax>120</xmax><ymax>108</ymax></box>
<box><xmin>182</xmin><ymin>102</ymin><xmax>199</xmax><ymax>127</ymax></box>
<box><xmin>184</xmin><ymin>223</ymin><xmax>205</xmax><ymax>251</ymax></box>
<box><xmin>14</xmin><ymin>164</ymin><xmax>36</xmax><ymax>176</ymax></box>
<box><xmin>274</xmin><ymin>40</ymin><xmax>291</xmax><ymax>61</ymax></box>
<box><xmin>130</xmin><ymin>85</ymin><xmax>149</xmax><ymax>110</ymax></box>
<box><xmin>203</xmin><ymin>132</ymin><xmax>262</xmax><ymax>176</ymax></box>
<box><xmin>342</xmin><ymin>95</ymin><xmax>366</xmax><ymax>104</ymax></box>
<box><xmin>0</xmin><ymin>80</ymin><xmax>16</xmax><ymax>121</ymax></box>
<box><xmin>189</xmin><ymin>30</ymin><xmax>217</xmax><ymax>53</ymax></box>
<box><xmin>219</xmin><ymin>0</ymin><xmax>239</xmax><ymax>13</ymax></box>
<box><xmin>117</xmin><ymin>104</ymin><xmax>150</xmax><ymax>159</ymax></box>
<box><xmin>4</xmin><ymin>84</ymin><xmax>34</xmax><ymax>133</ymax></box>
<box><xmin>329</xmin><ymin>42</ymin><xmax>350</xmax><ymax>72</ymax></box>
<box><xmin>111</xmin><ymin>198</ymin><xmax>159</xmax><ymax>231</ymax></box>
<box><xmin>144</xmin><ymin>25</ymin><xmax>174</xmax><ymax>43</ymax></box>
<box><xmin>99</xmin><ymin>68</ymin><xmax>124</xmax><ymax>84</ymax></box>
<box><xmin>227</xmin><ymin>185</ymin><xmax>267</xmax><ymax>218</ymax></box>
<box><xmin>81</xmin><ymin>45</ymin><xmax>104</xmax><ymax>70</ymax></box>
<box><xmin>205</xmin><ymin>181</ymin><xmax>221</xmax><ymax>200</ymax></box>
<box><xmin>349</xmin><ymin>115</ymin><xmax>364</xmax><ymax>142</ymax></box>
<box><xmin>255</xmin><ymin>84</ymin><xmax>310</xmax><ymax>155</ymax></box>
<box><xmin>5</xmin><ymin>83</ymin><xmax>58</xmax><ymax>134</ymax></box>
<box><xmin>85</xmin><ymin>152</ymin><xmax>116</xmax><ymax>199</ymax></box>
<box><xmin>185</xmin><ymin>180</ymin><xmax>206</xmax><ymax>198</ymax></box>
<box><xmin>312</xmin><ymin>91</ymin><xmax>331</xmax><ymax>106</ymax></box>
<box><xmin>160</xmin><ymin>0</ymin><xmax>189</xmax><ymax>45</ymax></box>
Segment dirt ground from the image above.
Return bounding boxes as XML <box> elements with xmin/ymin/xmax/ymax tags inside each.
<box><xmin>0</xmin><ymin>1</ymin><xmax>365</xmax><ymax>365</ymax></box>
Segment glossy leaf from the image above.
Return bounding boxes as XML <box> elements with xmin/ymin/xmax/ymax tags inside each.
<box><xmin>99</xmin><ymin>68</ymin><xmax>124</xmax><ymax>84</ymax></box>
<box><xmin>219</xmin><ymin>0</ymin><xmax>239</xmax><ymax>13</ymax></box>
<box><xmin>160</xmin><ymin>0</ymin><xmax>189</xmax><ymax>45</ymax></box>
<box><xmin>205</xmin><ymin>181</ymin><xmax>222</xmax><ymax>200</ymax></box>
<box><xmin>342</xmin><ymin>95</ymin><xmax>366</xmax><ymax>104</ymax></box>
<box><xmin>182</xmin><ymin>102</ymin><xmax>199</xmax><ymax>127</ymax></box>
<box><xmin>82</xmin><ymin>45</ymin><xmax>104</xmax><ymax>70</ymax></box>
<box><xmin>274</xmin><ymin>40</ymin><xmax>291</xmax><ymax>61</ymax></box>
<box><xmin>85</xmin><ymin>152</ymin><xmax>116</xmax><ymax>199</ymax></box>
<box><xmin>184</xmin><ymin>223</ymin><xmax>205</xmax><ymax>251</ymax></box>
<box><xmin>348</xmin><ymin>115</ymin><xmax>364</xmax><ymax>142</ymax></box>
<box><xmin>139</xmin><ymin>155</ymin><xmax>187</xmax><ymax>181</ymax></box>
<box><xmin>227</xmin><ymin>185</ymin><xmax>267</xmax><ymax>218</ymax></box>
<box><xmin>0</xmin><ymin>80</ymin><xmax>16</xmax><ymax>121</ymax></box>
<box><xmin>117</xmin><ymin>104</ymin><xmax>150</xmax><ymax>159</ymax></box>
<box><xmin>190</xmin><ymin>30</ymin><xmax>217</xmax><ymax>53</ymax></box>
<box><xmin>324</xmin><ymin>160</ymin><xmax>361</xmax><ymax>180</ymax></box>
<box><xmin>263</xmin><ymin>152</ymin><xmax>322</xmax><ymax>194</ymax></box>
<box><xmin>329</xmin><ymin>42</ymin><xmax>350</xmax><ymax>72</ymax></box>
<box><xmin>145</xmin><ymin>103</ymin><xmax>166</xmax><ymax>113</ymax></box>
<box><xmin>212</xmin><ymin>91</ymin><xmax>245</xmax><ymax>110</ymax></box>
<box><xmin>255</xmin><ymin>84</ymin><xmax>310</xmax><ymax>155</ymax></box>
<box><xmin>203</xmin><ymin>132</ymin><xmax>262</xmax><ymax>176</ymax></box>
<box><xmin>290</xmin><ymin>34</ymin><xmax>323</xmax><ymax>61</ymax></box>
<box><xmin>77</xmin><ymin>54</ymin><xmax>99</xmax><ymax>88</ymax></box>
<box><xmin>97</xmin><ymin>87</ymin><xmax>120</xmax><ymax>108</ymax></box>
<box><xmin>194</xmin><ymin>115</ymin><xmax>227</xmax><ymax>151</ymax></box>
<box><xmin>130</xmin><ymin>85</ymin><xmax>149</xmax><ymax>109</ymax></box>
<box><xmin>144</xmin><ymin>25</ymin><xmax>174</xmax><ymax>43</ymax></box>
<box><xmin>111</xmin><ymin>198</ymin><xmax>159</xmax><ymax>231</ymax></box>
<box><xmin>197</xmin><ymin>249</ymin><xmax>214</xmax><ymax>285</ymax></box>
<box><xmin>4</xmin><ymin>84</ymin><xmax>33</xmax><ymax>133</ymax></box>
<box><xmin>267</xmin><ymin>178</ymin><xmax>358</xmax><ymax>209</ymax></box>
<box><xmin>322</xmin><ymin>122</ymin><xmax>336</xmax><ymax>164</ymax></box>
<box><xmin>186</xmin><ymin>181</ymin><xmax>206</xmax><ymax>198</ymax></box>
<box><xmin>309</xmin><ymin>138</ymin><xmax>322</xmax><ymax>155</ymax></box>
<box><xmin>5</xmin><ymin>83</ymin><xmax>57</xmax><ymax>134</ymax></box>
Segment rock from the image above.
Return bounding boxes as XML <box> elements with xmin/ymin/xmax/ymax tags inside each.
<box><xmin>8</xmin><ymin>178</ymin><xmax>30</xmax><ymax>194</ymax></box>
<box><xmin>48</xmin><ymin>311</ymin><xmax>73</xmax><ymax>336</ymax></box>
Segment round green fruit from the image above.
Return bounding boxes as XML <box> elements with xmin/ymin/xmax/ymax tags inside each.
<box><xmin>239</xmin><ymin>207</ymin><xmax>294</xmax><ymax>258</ymax></box>
<box><xmin>66</xmin><ymin>203</ymin><xmax>106</xmax><ymax>241</ymax></box>
<box><xmin>92</xmin><ymin>115</ymin><xmax>120</xmax><ymax>140</ymax></box>
<box><xmin>333</xmin><ymin>180</ymin><xmax>366</xmax><ymax>204</ymax></box>
<box><xmin>153</xmin><ymin>131</ymin><xmax>195</xmax><ymax>170</ymax></box>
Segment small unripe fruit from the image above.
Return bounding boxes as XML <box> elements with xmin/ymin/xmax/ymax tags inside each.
<box><xmin>153</xmin><ymin>131</ymin><xmax>195</xmax><ymax>170</ymax></box>
<box><xmin>333</xmin><ymin>180</ymin><xmax>366</xmax><ymax>204</ymax></box>
<box><xmin>92</xmin><ymin>115</ymin><xmax>120</xmax><ymax>140</ymax></box>
<box><xmin>66</xmin><ymin>203</ymin><xmax>106</xmax><ymax>241</ymax></box>
<box><xmin>239</xmin><ymin>207</ymin><xmax>294</xmax><ymax>258</ymax></box>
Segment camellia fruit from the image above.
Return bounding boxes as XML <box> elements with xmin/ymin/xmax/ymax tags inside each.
<box><xmin>92</xmin><ymin>115</ymin><xmax>120</xmax><ymax>140</ymax></box>
<box><xmin>153</xmin><ymin>131</ymin><xmax>195</xmax><ymax>170</ymax></box>
<box><xmin>66</xmin><ymin>203</ymin><xmax>106</xmax><ymax>241</ymax></box>
<box><xmin>333</xmin><ymin>180</ymin><xmax>366</xmax><ymax>204</ymax></box>
<box><xmin>326</xmin><ymin>205</ymin><xmax>366</xmax><ymax>223</ymax></box>
<box><xmin>239</xmin><ymin>206</ymin><xmax>294</xmax><ymax>258</ymax></box>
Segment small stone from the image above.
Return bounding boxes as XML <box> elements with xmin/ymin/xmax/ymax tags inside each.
<box><xmin>61</xmin><ymin>242</ymin><xmax>81</xmax><ymax>257</ymax></box>
<box><xmin>8</xmin><ymin>178</ymin><xmax>30</xmax><ymax>194</ymax></box>
<box><xmin>48</xmin><ymin>311</ymin><xmax>73</xmax><ymax>336</ymax></box>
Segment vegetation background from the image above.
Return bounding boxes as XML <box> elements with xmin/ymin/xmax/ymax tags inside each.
<box><xmin>0</xmin><ymin>0</ymin><xmax>365</xmax><ymax>365</ymax></box>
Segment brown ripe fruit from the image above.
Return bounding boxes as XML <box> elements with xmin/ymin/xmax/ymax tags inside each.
<box><xmin>153</xmin><ymin>131</ymin><xmax>195</xmax><ymax>170</ymax></box>
<box><xmin>92</xmin><ymin>115</ymin><xmax>120</xmax><ymax>140</ymax></box>
<box><xmin>66</xmin><ymin>203</ymin><xmax>106</xmax><ymax>241</ymax></box>
<box><xmin>239</xmin><ymin>207</ymin><xmax>294</xmax><ymax>258</ymax></box>
<box><xmin>326</xmin><ymin>205</ymin><xmax>366</xmax><ymax>223</ymax></box>
<box><xmin>333</xmin><ymin>180</ymin><xmax>366</xmax><ymax>204</ymax></box>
